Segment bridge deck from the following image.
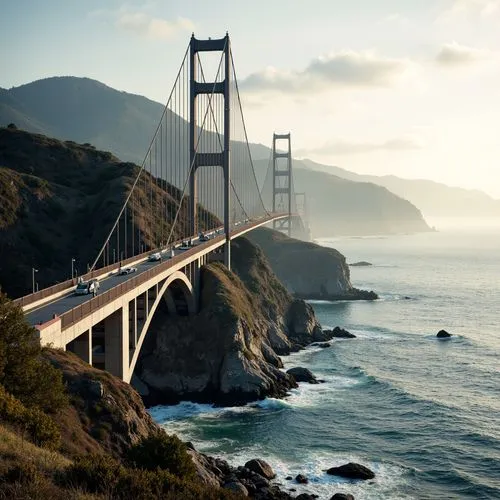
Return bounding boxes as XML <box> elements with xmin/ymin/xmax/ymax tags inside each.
<box><xmin>26</xmin><ymin>215</ymin><xmax>288</xmax><ymax>328</ymax></box>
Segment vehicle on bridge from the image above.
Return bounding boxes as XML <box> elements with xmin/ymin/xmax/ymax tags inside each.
<box><xmin>148</xmin><ymin>252</ymin><xmax>161</xmax><ymax>262</ymax></box>
<box><xmin>199</xmin><ymin>232</ymin><xmax>209</xmax><ymax>242</ymax></box>
<box><xmin>74</xmin><ymin>279</ymin><xmax>100</xmax><ymax>295</ymax></box>
<box><xmin>118</xmin><ymin>266</ymin><xmax>137</xmax><ymax>275</ymax></box>
<box><xmin>178</xmin><ymin>240</ymin><xmax>192</xmax><ymax>251</ymax></box>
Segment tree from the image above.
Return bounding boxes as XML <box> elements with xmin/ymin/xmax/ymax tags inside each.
<box><xmin>6</xmin><ymin>123</ymin><xmax>17</xmax><ymax>130</ymax></box>
<box><xmin>0</xmin><ymin>291</ymin><xmax>67</xmax><ymax>412</ymax></box>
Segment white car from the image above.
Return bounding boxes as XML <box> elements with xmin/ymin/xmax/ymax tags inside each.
<box><xmin>199</xmin><ymin>233</ymin><xmax>209</xmax><ymax>242</ymax></box>
<box><xmin>148</xmin><ymin>252</ymin><xmax>161</xmax><ymax>262</ymax></box>
<box><xmin>118</xmin><ymin>266</ymin><xmax>137</xmax><ymax>275</ymax></box>
<box><xmin>74</xmin><ymin>279</ymin><xmax>99</xmax><ymax>295</ymax></box>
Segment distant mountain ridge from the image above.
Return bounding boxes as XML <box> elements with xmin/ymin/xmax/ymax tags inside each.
<box><xmin>299</xmin><ymin>159</ymin><xmax>500</xmax><ymax>218</ymax></box>
<box><xmin>1</xmin><ymin>76</ymin><xmax>433</xmax><ymax>236</ymax></box>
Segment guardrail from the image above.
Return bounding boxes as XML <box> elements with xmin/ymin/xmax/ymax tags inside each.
<box><xmin>59</xmin><ymin>235</ymin><xmax>225</xmax><ymax>330</ymax></box>
<box><xmin>13</xmin><ymin>236</ymin><xmax>196</xmax><ymax>309</ymax></box>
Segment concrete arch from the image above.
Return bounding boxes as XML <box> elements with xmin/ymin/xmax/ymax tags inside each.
<box><xmin>128</xmin><ymin>271</ymin><xmax>195</xmax><ymax>381</ymax></box>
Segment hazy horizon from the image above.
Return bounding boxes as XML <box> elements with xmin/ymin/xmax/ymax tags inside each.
<box><xmin>1</xmin><ymin>0</ymin><xmax>499</xmax><ymax>197</ymax></box>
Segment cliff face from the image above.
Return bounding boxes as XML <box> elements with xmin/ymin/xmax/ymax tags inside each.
<box><xmin>247</xmin><ymin>228</ymin><xmax>377</xmax><ymax>300</ymax></box>
<box><xmin>44</xmin><ymin>349</ymin><xmax>159</xmax><ymax>459</ymax></box>
<box><xmin>133</xmin><ymin>238</ymin><xmax>328</xmax><ymax>407</ymax></box>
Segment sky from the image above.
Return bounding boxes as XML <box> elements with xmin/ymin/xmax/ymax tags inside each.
<box><xmin>1</xmin><ymin>0</ymin><xmax>500</xmax><ymax>197</ymax></box>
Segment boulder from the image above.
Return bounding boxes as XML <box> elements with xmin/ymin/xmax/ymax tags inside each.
<box><xmin>296</xmin><ymin>494</ymin><xmax>317</xmax><ymax>500</ymax></box>
<box><xmin>286</xmin><ymin>367</ymin><xmax>318</xmax><ymax>384</ymax></box>
<box><xmin>327</xmin><ymin>327</ymin><xmax>356</xmax><ymax>339</ymax></box>
<box><xmin>326</xmin><ymin>462</ymin><xmax>375</xmax><ymax>480</ymax></box>
<box><xmin>330</xmin><ymin>494</ymin><xmax>355</xmax><ymax>500</ymax></box>
<box><xmin>295</xmin><ymin>474</ymin><xmax>308</xmax><ymax>484</ymax></box>
<box><xmin>437</xmin><ymin>329</ymin><xmax>452</xmax><ymax>338</ymax></box>
<box><xmin>244</xmin><ymin>459</ymin><xmax>276</xmax><ymax>480</ymax></box>
<box><xmin>224</xmin><ymin>481</ymin><xmax>248</xmax><ymax>496</ymax></box>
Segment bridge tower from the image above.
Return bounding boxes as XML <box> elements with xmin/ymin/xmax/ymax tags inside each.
<box><xmin>272</xmin><ymin>133</ymin><xmax>292</xmax><ymax>237</ymax></box>
<box><xmin>189</xmin><ymin>34</ymin><xmax>232</xmax><ymax>269</ymax></box>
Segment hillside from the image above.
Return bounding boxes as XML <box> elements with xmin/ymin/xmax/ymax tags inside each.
<box><xmin>255</xmin><ymin>158</ymin><xmax>431</xmax><ymax>236</ymax></box>
<box><xmin>0</xmin><ymin>126</ymin><xmax>216</xmax><ymax>298</ymax></box>
<box><xmin>1</xmin><ymin>77</ymin><xmax>434</xmax><ymax>236</ymax></box>
<box><xmin>300</xmin><ymin>159</ymin><xmax>500</xmax><ymax>218</ymax></box>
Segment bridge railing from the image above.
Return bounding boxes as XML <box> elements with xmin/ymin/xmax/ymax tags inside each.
<box><xmin>14</xmin><ymin>236</ymin><xmax>193</xmax><ymax>310</ymax></box>
<box><xmin>59</xmin><ymin>235</ymin><xmax>225</xmax><ymax>330</ymax></box>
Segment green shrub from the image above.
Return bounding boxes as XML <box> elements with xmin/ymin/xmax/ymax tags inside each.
<box><xmin>126</xmin><ymin>430</ymin><xmax>196</xmax><ymax>478</ymax></box>
<box><xmin>0</xmin><ymin>292</ymin><xmax>68</xmax><ymax>413</ymax></box>
<box><xmin>0</xmin><ymin>385</ymin><xmax>60</xmax><ymax>449</ymax></box>
<box><xmin>61</xmin><ymin>453</ymin><xmax>240</xmax><ymax>500</ymax></box>
<box><xmin>62</xmin><ymin>453</ymin><xmax>122</xmax><ymax>493</ymax></box>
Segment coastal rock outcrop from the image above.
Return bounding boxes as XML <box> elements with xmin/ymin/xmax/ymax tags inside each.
<box><xmin>134</xmin><ymin>237</ymin><xmax>325</xmax><ymax>406</ymax></box>
<box><xmin>247</xmin><ymin>228</ymin><xmax>378</xmax><ymax>301</ymax></box>
<box><xmin>349</xmin><ymin>261</ymin><xmax>372</xmax><ymax>267</ymax></box>
<box><xmin>324</xmin><ymin>327</ymin><xmax>357</xmax><ymax>339</ymax></box>
<box><xmin>326</xmin><ymin>462</ymin><xmax>375</xmax><ymax>480</ymax></box>
<box><xmin>286</xmin><ymin>367</ymin><xmax>319</xmax><ymax>384</ymax></box>
<box><xmin>437</xmin><ymin>329</ymin><xmax>452</xmax><ymax>338</ymax></box>
<box><xmin>330</xmin><ymin>494</ymin><xmax>355</xmax><ymax>500</ymax></box>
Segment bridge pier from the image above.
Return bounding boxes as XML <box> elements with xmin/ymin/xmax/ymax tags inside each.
<box><xmin>104</xmin><ymin>308</ymin><xmax>129</xmax><ymax>381</ymax></box>
<box><xmin>72</xmin><ymin>329</ymin><xmax>92</xmax><ymax>365</ymax></box>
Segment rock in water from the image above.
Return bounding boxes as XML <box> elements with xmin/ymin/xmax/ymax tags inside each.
<box><xmin>295</xmin><ymin>474</ymin><xmax>308</xmax><ymax>484</ymax></box>
<box><xmin>330</xmin><ymin>494</ymin><xmax>355</xmax><ymax>500</ymax></box>
<box><xmin>286</xmin><ymin>367</ymin><xmax>318</xmax><ymax>384</ymax></box>
<box><xmin>244</xmin><ymin>459</ymin><xmax>276</xmax><ymax>479</ymax></box>
<box><xmin>437</xmin><ymin>329</ymin><xmax>452</xmax><ymax>338</ymax></box>
<box><xmin>326</xmin><ymin>462</ymin><xmax>375</xmax><ymax>480</ymax></box>
<box><xmin>349</xmin><ymin>261</ymin><xmax>372</xmax><ymax>267</ymax></box>
<box><xmin>324</xmin><ymin>326</ymin><xmax>356</xmax><ymax>339</ymax></box>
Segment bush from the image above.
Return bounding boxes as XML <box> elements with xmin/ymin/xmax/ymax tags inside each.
<box><xmin>61</xmin><ymin>453</ymin><xmax>240</xmax><ymax>500</ymax></box>
<box><xmin>0</xmin><ymin>292</ymin><xmax>68</xmax><ymax>413</ymax></box>
<box><xmin>62</xmin><ymin>453</ymin><xmax>122</xmax><ymax>493</ymax></box>
<box><xmin>0</xmin><ymin>385</ymin><xmax>60</xmax><ymax>449</ymax></box>
<box><xmin>126</xmin><ymin>430</ymin><xmax>196</xmax><ymax>478</ymax></box>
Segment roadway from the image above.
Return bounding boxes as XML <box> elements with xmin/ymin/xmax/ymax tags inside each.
<box><xmin>25</xmin><ymin>236</ymin><xmax>212</xmax><ymax>326</ymax></box>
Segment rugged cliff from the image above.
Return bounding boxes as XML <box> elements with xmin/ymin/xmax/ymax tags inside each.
<box><xmin>133</xmin><ymin>237</ymin><xmax>330</xmax><ymax>407</ymax></box>
<box><xmin>247</xmin><ymin>228</ymin><xmax>377</xmax><ymax>300</ymax></box>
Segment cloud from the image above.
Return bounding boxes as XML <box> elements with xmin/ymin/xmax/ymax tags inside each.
<box><xmin>297</xmin><ymin>135</ymin><xmax>424</xmax><ymax>156</ymax></box>
<box><xmin>438</xmin><ymin>0</ymin><xmax>500</xmax><ymax>20</ymax></box>
<box><xmin>240</xmin><ymin>50</ymin><xmax>413</xmax><ymax>94</ymax></box>
<box><xmin>435</xmin><ymin>42</ymin><xmax>488</xmax><ymax>66</ymax></box>
<box><xmin>116</xmin><ymin>12</ymin><xmax>194</xmax><ymax>39</ymax></box>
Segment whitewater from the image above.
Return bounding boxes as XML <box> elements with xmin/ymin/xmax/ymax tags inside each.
<box><xmin>151</xmin><ymin>218</ymin><xmax>500</xmax><ymax>499</ymax></box>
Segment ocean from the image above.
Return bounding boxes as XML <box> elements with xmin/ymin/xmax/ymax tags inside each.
<box><xmin>150</xmin><ymin>218</ymin><xmax>500</xmax><ymax>499</ymax></box>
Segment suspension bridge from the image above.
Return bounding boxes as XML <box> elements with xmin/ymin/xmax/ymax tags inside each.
<box><xmin>14</xmin><ymin>34</ymin><xmax>310</xmax><ymax>383</ymax></box>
